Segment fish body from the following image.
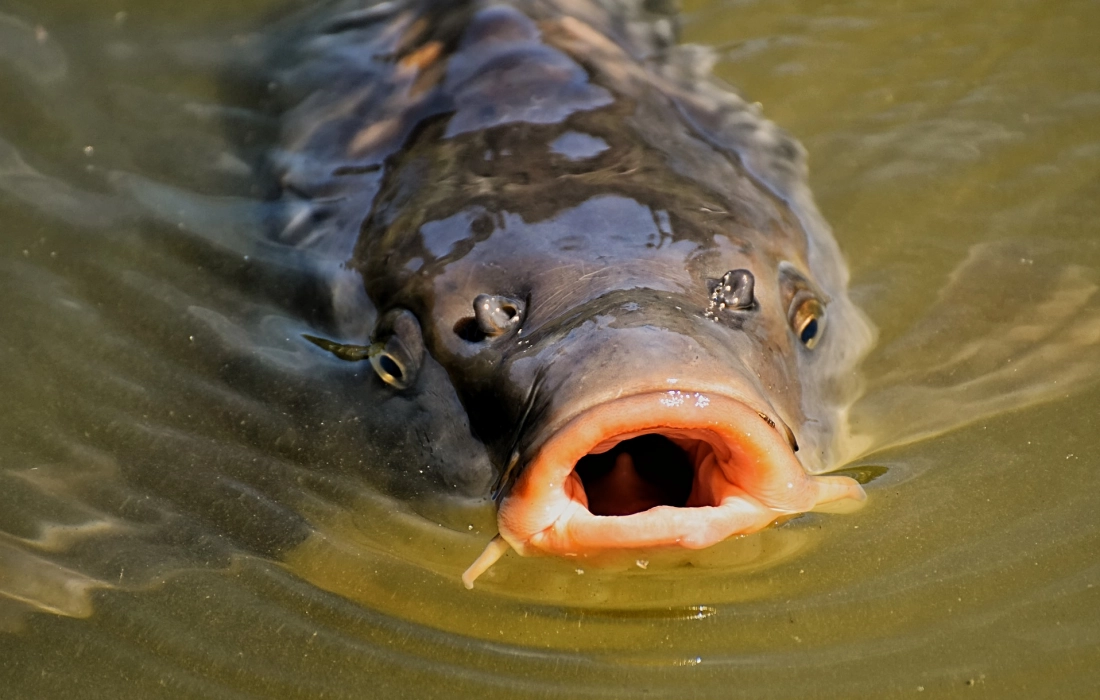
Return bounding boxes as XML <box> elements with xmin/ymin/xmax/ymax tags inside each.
<box><xmin>266</xmin><ymin>0</ymin><xmax>874</xmax><ymax>584</ymax></box>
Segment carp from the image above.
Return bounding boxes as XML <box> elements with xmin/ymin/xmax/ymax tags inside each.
<box><xmin>1</xmin><ymin>0</ymin><xmax>1098</xmax><ymax>619</ymax></box>
<box><xmin>264</xmin><ymin>0</ymin><xmax>874</xmax><ymax>587</ymax></box>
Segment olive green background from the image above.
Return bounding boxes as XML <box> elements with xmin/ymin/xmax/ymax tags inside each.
<box><xmin>1</xmin><ymin>0</ymin><xmax>1098</xmax><ymax>697</ymax></box>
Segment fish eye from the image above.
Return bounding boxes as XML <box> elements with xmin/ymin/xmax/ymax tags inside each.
<box><xmin>302</xmin><ymin>312</ymin><xmax>421</xmax><ymax>389</ymax></box>
<box><xmin>370</xmin><ymin>346</ymin><xmax>409</xmax><ymax>388</ymax></box>
<box><xmin>379</xmin><ymin>355</ymin><xmax>402</xmax><ymax>377</ymax></box>
<box><xmin>370</xmin><ymin>309</ymin><xmax>425</xmax><ymax>389</ymax></box>
<box><xmin>789</xmin><ymin>293</ymin><xmax>825</xmax><ymax>349</ymax></box>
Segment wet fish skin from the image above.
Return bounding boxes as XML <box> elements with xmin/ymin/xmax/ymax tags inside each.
<box><xmin>264</xmin><ymin>0</ymin><xmax>873</xmax><ymax>566</ymax></box>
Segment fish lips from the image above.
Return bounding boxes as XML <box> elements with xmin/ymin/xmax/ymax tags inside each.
<box><xmin>497</xmin><ymin>390</ymin><xmax>864</xmax><ymax>558</ymax></box>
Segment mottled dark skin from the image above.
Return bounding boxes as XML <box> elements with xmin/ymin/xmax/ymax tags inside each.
<box><xmin>265</xmin><ymin>0</ymin><xmax>871</xmax><ymax>502</ymax></box>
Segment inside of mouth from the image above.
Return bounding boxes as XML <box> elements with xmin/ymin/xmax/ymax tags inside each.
<box><xmin>573</xmin><ymin>433</ymin><xmax>712</xmax><ymax>516</ymax></box>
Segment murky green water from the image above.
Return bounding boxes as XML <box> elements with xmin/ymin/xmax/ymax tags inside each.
<box><xmin>2</xmin><ymin>0</ymin><xmax>1099</xmax><ymax>697</ymax></box>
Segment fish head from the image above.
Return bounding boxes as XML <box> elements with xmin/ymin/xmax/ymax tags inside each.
<box><xmin>356</xmin><ymin>162</ymin><xmax>864</xmax><ymax>563</ymax></box>
<box><xmin>275</xmin><ymin>0</ymin><xmax>870</xmax><ymax>584</ymax></box>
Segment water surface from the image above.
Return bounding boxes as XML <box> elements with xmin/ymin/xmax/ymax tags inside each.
<box><xmin>1</xmin><ymin>0</ymin><xmax>1099</xmax><ymax>697</ymax></box>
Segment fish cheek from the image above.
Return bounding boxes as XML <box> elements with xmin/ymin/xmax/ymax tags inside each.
<box><xmin>363</xmin><ymin>350</ymin><xmax>495</xmax><ymax>498</ymax></box>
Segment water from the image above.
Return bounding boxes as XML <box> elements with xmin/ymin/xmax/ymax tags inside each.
<box><xmin>2</xmin><ymin>0</ymin><xmax>1099</xmax><ymax>697</ymax></box>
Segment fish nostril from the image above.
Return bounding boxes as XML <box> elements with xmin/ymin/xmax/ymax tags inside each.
<box><xmin>454</xmin><ymin>316</ymin><xmax>487</xmax><ymax>342</ymax></box>
<box><xmin>473</xmin><ymin>294</ymin><xmax>523</xmax><ymax>337</ymax></box>
<box><xmin>705</xmin><ymin>269</ymin><xmax>755</xmax><ymax>321</ymax></box>
<box><xmin>453</xmin><ymin>294</ymin><xmax>523</xmax><ymax>343</ymax></box>
<box><xmin>713</xmin><ymin>269</ymin><xmax>755</xmax><ymax>310</ymax></box>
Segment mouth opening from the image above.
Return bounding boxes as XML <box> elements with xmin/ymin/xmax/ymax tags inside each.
<box><xmin>462</xmin><ymin>391</ymin><xmax>866</xmax><ymax>588</ymax></box>
<box><xmin>574</xmin><ymin>433</ymin><xmax>698</xmax><ymax>516</ymax></box>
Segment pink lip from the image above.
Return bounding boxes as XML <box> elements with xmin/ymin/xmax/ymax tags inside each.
<box><xmin>463</xmin><ymin>390</ymin><xmax>864</xmax><ymax>587</ymax></box>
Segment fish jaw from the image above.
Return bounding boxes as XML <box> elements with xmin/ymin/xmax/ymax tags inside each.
<box><xmin>489</xmin><ymin>391</ymin><xmax>863</xmax><ymax>564</ymax></box>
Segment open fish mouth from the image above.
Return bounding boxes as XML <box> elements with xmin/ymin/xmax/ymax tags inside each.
<box><xmin>463</xmin><ymin>391</ymin><xmax>865</xmax><ymax>587</ymax></box>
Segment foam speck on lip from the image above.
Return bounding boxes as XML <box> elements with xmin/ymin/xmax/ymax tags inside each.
<box><xmin>659</xmin><ymin>390</ymin><xmax>685</xmax><ymax>407</ymax></box>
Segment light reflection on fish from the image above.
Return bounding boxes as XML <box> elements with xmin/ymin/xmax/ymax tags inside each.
<box><xmin>266</xmin><ymin>0</ymin><xmax>874</xmax><ymax>586</ymax></box>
